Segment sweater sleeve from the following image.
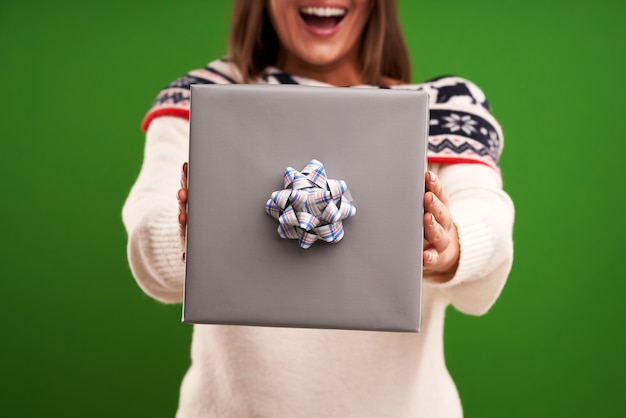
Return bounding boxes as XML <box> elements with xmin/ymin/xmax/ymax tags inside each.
<box><xmin>121</xmin><ymin>116</ymin><xmax>190</xmax><ymax>303</ymax></box>
<box><xmin>414</xmin><ymin>75</ymin><xmax>504</xmax><ymax>172</ymax></box>
<box><xmin>424</xmin><ymin>162</ymin><xmax>515</xmax><ymax>316</ymax></box>
<box><xmin>415</xmin><ymin>75</ymin><xmax>514</xmax><ymax>315</ymax></box>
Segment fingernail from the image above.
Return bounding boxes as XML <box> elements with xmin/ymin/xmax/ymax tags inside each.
<box><xmin>429</xmin><ymin>171</ymin><xmax>436</xmax><ymax>183</ymax></box>
<box><xmin>425</xmin><ymin>252</ymin><xmax>432</xmax><ymax>262</ymax></box>
<box><xmin>430</xmin><ymin>213</ymin><xmax>436</xmax><ymax>226</ymax></box>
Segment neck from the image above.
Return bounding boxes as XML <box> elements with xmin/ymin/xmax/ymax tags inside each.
<box><xmin>276</xmin><ymin>50</ymin><xmax>365</xmax><ymax>87</ymax></box>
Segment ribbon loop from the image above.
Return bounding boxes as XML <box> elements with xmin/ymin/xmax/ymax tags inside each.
<box><xmin>265</xmin><ymin>159</ymin><xmax>356</xmax><ymax>249</ymax></box>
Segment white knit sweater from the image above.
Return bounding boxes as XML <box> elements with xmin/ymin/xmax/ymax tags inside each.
<box><xmin>122</xmin><ymin>64</ymin><xmax>514</xmax><ymax>417</ymax></box>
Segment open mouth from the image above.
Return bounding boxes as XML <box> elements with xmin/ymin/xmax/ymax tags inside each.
<box><xmin>299</xmin><ymin>6</ymin><xmax>347</xmax><ymax>30</ymax></box>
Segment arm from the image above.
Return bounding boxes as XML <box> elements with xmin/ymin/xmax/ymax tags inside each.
<box><xmin>424</xmin><ymin>162</ymin><xmax>515</xmax><ymax>315</ymax></box>
<box><xmin>121</xmin><ymin>116</ymin><xmax>190</xmax><ymax>303</ymax></box>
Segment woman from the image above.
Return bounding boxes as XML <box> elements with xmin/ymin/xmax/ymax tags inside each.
<box><xmin>122</xmin><ymin>0</ymin><xmax>514</xmax><ymax>416</ymax></box>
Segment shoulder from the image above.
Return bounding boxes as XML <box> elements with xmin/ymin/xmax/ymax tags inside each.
<box><xmin>393</xmin><ymin>76</ymin><xmax>504</xmax><ymax>172</ymax></box>
<box><xmin>141</xmin><ymin>58</ymin><xmax>240</xmax><ymax>132</ymax></box>
<box><xmin>397</xmin><ymin>76</ymin><xmax>492</xmax><ymax>112</ymax></box>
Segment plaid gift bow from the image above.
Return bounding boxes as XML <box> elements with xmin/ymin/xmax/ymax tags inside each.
<box><xmin>265</xmin><ymin>159</ymin><xmax>356</xmax><ymax>249</ymax></box>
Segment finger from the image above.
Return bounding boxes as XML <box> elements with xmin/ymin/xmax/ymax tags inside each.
<box><xmin>426</xmin><ymin>171</ymin><xmax>449</xmax><ymax>206</ymax></box>
<box><xmin>422</xmin><ymin>217</ymin><xmax>438</xmax><ymax>267</ymax></box>
<box><xmin>423</xmin><ymin>212</ymin><xmax>450</xmax><ymax>253</ymax></box>
<box><xmin>425</xmin><ymin>191</ymin><xmax>452</xmax><ymax>230</ymax></box>
<box><xmin>178</xmin><ymin>189</ymin><xmax>188</xmax><ymax>228</ymax></box>
<box><xmin>181</xmin><ymin>162</ymin><xmax>188</xmax><ymax>189</ymax></box>
<box><xmin>178</xmin><ymin>209</ymin><xmax>187</xmax><ymax>254</ymax></box>
<box><xmin>178</xmin><ymin>199</ymin><xmax>186</xmax><ymax>221</ymax></box>
<box><xmin>177</xmin><ymin>188</ymin><xmax>188</xmax><ymax>204</ymax></box>
<box><xmin>423</xmin><ymin>249</ymin><xmax>439</xmax><ymax>266</ymax></box>
<box><xmin>179</xmin><ymin>209</ymin><xmax>187</xmax><ymax>251</ymax></box>
<box><xmin>180</xmin><ymin>163</ymin><xmax>189</xmax><ymax>260</ymax></box>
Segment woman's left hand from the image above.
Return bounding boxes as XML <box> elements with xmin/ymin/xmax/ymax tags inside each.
<box><xmin>423</xmin><ymin>171</ymin><xmax>460</xmax><ymax>280</ymax></box>
<box><xmin>177</xmin><ymin>162</ymin><xmax>189</xmax><ymax>261</ymax></box>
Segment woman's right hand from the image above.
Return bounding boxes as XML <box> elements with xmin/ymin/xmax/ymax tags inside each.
<box><xmin>177</xmin><ymin>162</ymin><xmax>188</xmax><ymax>261</ymax></box>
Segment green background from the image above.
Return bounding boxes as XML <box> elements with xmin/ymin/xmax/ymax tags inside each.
<box><xmin>1</xmin><ymin>0</ymin><xmax>624</xmax><ymax>417</ymax></box>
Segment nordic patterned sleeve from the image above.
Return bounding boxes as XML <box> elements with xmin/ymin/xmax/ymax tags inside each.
<box><xmin>141</xmin><ymin>58</ymin><xmax>238</xmax><ymax>132</ymax></box>
<box><xmin>407</xmin><ymin>76</ymin><xmax>504</xmax><ymax>172</ymax></box>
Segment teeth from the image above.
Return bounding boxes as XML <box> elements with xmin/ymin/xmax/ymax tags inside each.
<box><xmin>300</xmin><ymin>6</ymin><xmax>347</xmax><ymax>17</ymax></box>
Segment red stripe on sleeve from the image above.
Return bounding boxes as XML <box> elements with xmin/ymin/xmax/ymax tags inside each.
<box><xmin>141</xmin><ymin>108</ymin><xmax>191</xmax><ymax>132</ymax></box>
<box><xmin>427</xmin><ymin>156</ymin><xmax>501</xmax><ymax>174</ymax></box>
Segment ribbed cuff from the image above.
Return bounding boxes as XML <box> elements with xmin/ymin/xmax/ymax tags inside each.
<box><xmin>425</xmin><ymin>208</ymin><xmax>495</xmax><ymax>289</ymax></box>
<box><xmin>129</xmin><ymin>205</ymin><xmax>185</xmax><ymax>303</ymax></box>
<box><xmin>145</xmin><ymin>206</ymin><xmax>186</xmax><ymax>281</ymax></box>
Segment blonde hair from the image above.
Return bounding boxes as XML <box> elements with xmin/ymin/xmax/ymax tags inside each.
<box><xmin>228</xmin><ymin>0</ymin><xmax>411</xmax><ymax>85</ymax></box>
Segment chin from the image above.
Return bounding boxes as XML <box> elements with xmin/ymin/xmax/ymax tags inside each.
<box><xmin>295</xmin><ymin>45</ymin><xmax>350</xmax><ymax>68</ymax></box>
<box><xmin>302</xmin><ymin>54</ymin><xmax>343</xmax><ymax>68</ymax></box>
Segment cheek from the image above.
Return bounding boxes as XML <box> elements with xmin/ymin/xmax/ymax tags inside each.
<box><xmin>344</xmin><ymin>11</ymin><xmax>370</xmax><ymax>49</ymax></box>
<box><xmin>267</xmin><ymin>1</ymin><xmax>294</xmax><ymax>41</ymax></box>
<box><xmin>354</xmin><ymin>0</ymin><xmax>373</xmax><ymax>14</ymax></box>
<box><xmin>347</xmin><ymin>4</ymin><xmax>372</xmax><ymax>40</ymax></box>
<box><xmin>269</xmin><ymin>10</ymin><xmax>300</xmax><ymax>50</ymax></box>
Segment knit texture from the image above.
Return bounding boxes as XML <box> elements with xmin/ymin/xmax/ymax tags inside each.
<box><xmin>122</xmin><ymin>62</ymin><xmax>515</xmax><ymax>417</ymax></box>
<box><xmin>142</xmin><ymin>58</ymin><xmax>504</xmax><ymax>172</ymax></box>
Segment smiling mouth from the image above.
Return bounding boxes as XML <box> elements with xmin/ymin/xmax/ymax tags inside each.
<box><xmin>299</xmin><ymin>6</ymin><xmax>347</xmax><ymax>30</ymax></box>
